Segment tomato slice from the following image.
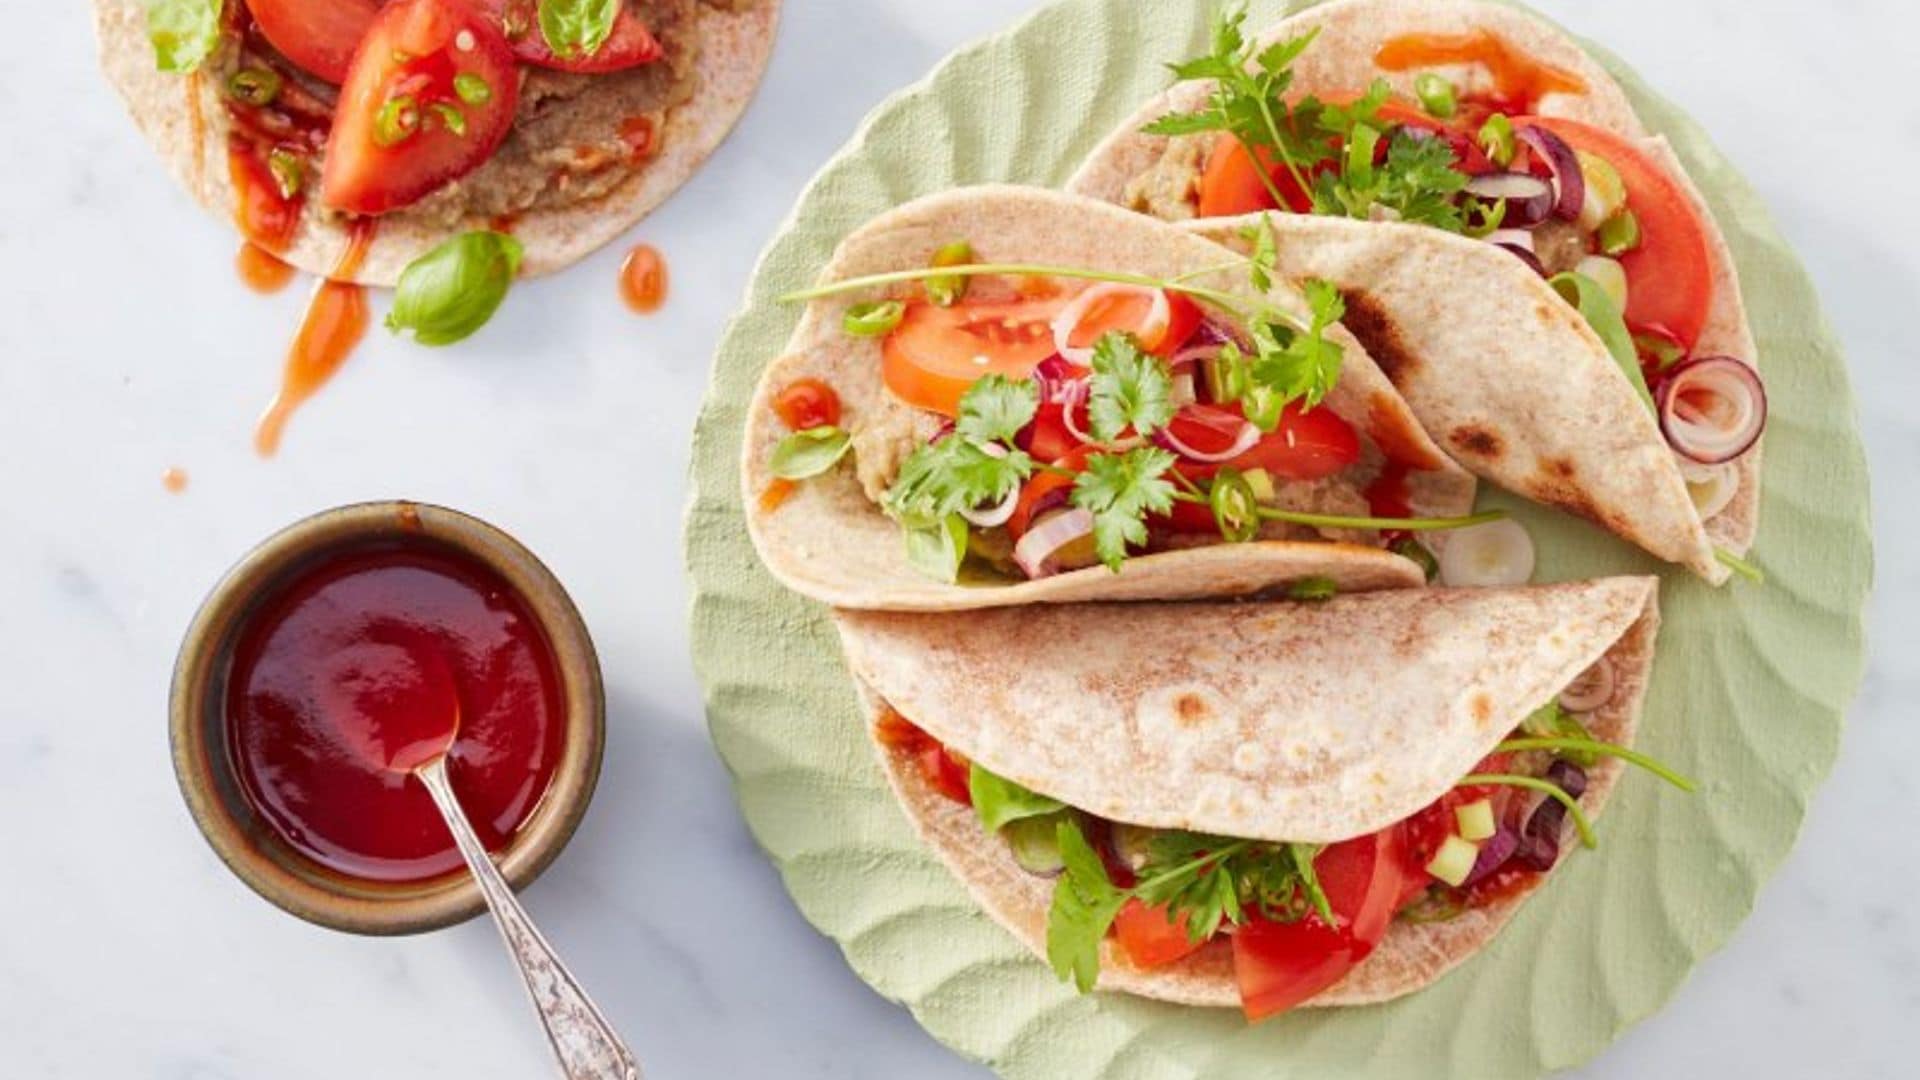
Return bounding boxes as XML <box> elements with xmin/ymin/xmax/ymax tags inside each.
<box><xmin>1114</xmin><ymin>899</ymin><xmax>1206</xmax><ymax>969</ymax></box>
<box><xmin>1231</xmin><ymin>830</ymin><xmax>1405</xmax><ymax>1022</ymax></box>
<box><xmin>244</xmin><ymin>0</ymin><xmax>384</xmax><ymax>85</ymax></box>
<box><xmin>474</xmin><ymin>0</ymin><xmax>665</xmax><ymax>73</ymax></box>
<box><xmin>1061</xmin><ymin>287</ymin><xmax>1203</xmax><ymax>358</ymax></box>
<box><xmin>1517</xmin><ymin>116</ymin><xmax>1715</xmax><ymax>350</ymax></box>
<box><xmin>1198</xmin><ymin>134</ymin><xmax>1315</xmax><ymax>217</ymax></box>
<box><xmin>918</xmin><ymin>744</ymin><xmax>972</xmax><ymax>806</ymax></box>
<box><xmin>321</xmin><ymin>0</ymin><xmax>520</xmax><ymax>216</ymax></box>
<box><xmin>1008</xmin><ymin>447</ymin><xmax>1091</xmax><ymax>542</ymax></box>
<box><xmin>881</xmin><ymin>298</ymin><xmax>1062</xmax><ymax>416</ymax></box>
<box><xmin>771</xmin><ymin>378</ymin><xmax>841</xmax><ymax>431</ymax></box>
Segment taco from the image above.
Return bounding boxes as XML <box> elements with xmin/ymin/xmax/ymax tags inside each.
<box><xmin>743</xmin><ymin>185</ymin><xmax>1488</xmax><ymax>611</ymax></box>
<box><xmin>1067</xmin><ymin>0</ymin><xmax>1765</xmax><ymax>583</ymax></box>
<box><xmin>96</xmin><ymin>0</ymin><xmax>779</xmax><ymax>285</ymax></box>
<box><xmin>840</xmin><ymin>576</ymin><xmax>1679</xmax><ymax>1018</ymax></box>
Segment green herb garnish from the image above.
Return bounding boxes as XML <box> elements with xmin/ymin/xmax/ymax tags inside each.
<box><xmin>1550</xmin><ymin>271</ymin><xmax>1655</xmax><ymax>414</ymax></box>
<box><xmin>386</xmin><ymin>231</ymin><xmax>523</xmax><ymax>347</ymax></box>
<box><xmin>1088</xmin><ymin>332</ymin><xmax>1175</xmax><ymax>441</ymax></box>
<box><xmin>902</xmin><ymin>514</ymin><xmax>969</xmax><ymax>583</ymax></box>
<box><xmin>539</xmin><ymin>0</ymin><xmax>620</xmax><ymax>60</ymax></box>
<box><xmin>146</xmin><ymin>0</ymin><xmax>221</xmax><ymax>75</ymax></box>
<box><xmin>1071</xmin><ymin>446</ymin><xmax>1179</xmax><ymax>570</ymax></box>
<box><xmin>969</xmin><ymin>764</ymin><xmax>1066</xmax><ymax>832</ymax></box>
<box><xmin>770</xmin><ymin>427</ymin><xmax>852</xmax><ymax>480</ymax></box>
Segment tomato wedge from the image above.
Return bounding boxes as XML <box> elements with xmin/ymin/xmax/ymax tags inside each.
<box><xmin>881</xmin><ymin>298</ymin><xmax>1061</xmax><ymax>416</ymax></box>
<box><xmin>1114</xmin><ymin>899</ymin><xmax>1206</xmax><ymax>969</ymax></box>
<box><xmin>321</xmin><ymin>0</ymin><xmax>520</xmax><ymax>216</ymax></box>
<box><xmin>476</xmin><ymin>0</ymin><xmax>665</xmax><ymax>73</ymax></box>
<box><xmin>244</xmin><ymin>0</ymin><xmax>384</xmax><ymax>85</ymax></box>
<box><xmin>1232</xmin><ymin>829</ymin><xmax>1407</xmax><ymax>1022</ymax></box>
<box><xmin>1517</xmin><ymin>116</ymin><xmax>1715</xmax><ymax>350</ymax></box>
<box><xmin>1198</xmin><ymin>134</ymin><xmax>1315</xmax><ymax>217</ymax></box>
<box><xmin>1060</xmin><ymin>286</ymin><xmax>1204</xmax><ymax>358</ymax></box>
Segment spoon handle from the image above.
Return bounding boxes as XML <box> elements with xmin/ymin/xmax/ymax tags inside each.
<box><xmin>417</xmin><ymin>757</ymin><xmax>641</xmax><ymax>1080</ymax></box>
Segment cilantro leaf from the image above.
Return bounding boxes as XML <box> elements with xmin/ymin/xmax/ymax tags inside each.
<box><xmin>1071</xmin><ymin>448</ymin><xmax>1178</xmax><ymax>571</ymax></box>
<box><xmin>969</xmin><ymin>763</ymin><xmax>1066</xmax><ymax>832</ymax></box>
<box><xmin>1045</xmin><ymin>820</ymin><xmax>1129</xmax><ymax>992</ymax></box>
<box><xmin>884</xmin><ymin>437</ymin><xmax>1033</xmax><ymax>528</ymax></box>
<box><xmin>1239</xmin><ymin>215</ymin><xmax>1279</xmax><ymax>293</ymax></box>
<box><xmin>1313</xmin><ymin>126</ymin><xmax>1469</xmax><ymax>232</ymax></box>
<box><xmin>954</xmin><ymin>374</ymin><xmax>1039</xmax><ymax>445</ymax></box>
<box><xmin>1087</xmin><ymin>333</ymin><xmax>1174</xmax><ymax>442</ymax></box>
<box><xmin>1243</xmin><ymin>278</ymin><xmax>1344</xmax><ymax>413</ymax></box>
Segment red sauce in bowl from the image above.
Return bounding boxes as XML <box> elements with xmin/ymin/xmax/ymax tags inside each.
<box><xmin>225</xmin><ymin>541</ymin><xmax>565</xmax><ymax>883</ymax></box>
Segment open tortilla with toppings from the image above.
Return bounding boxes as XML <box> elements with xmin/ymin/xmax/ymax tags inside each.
<box><xmin>95</xmin><ymin>0</ymin><xmax>779</xmax><ymax>286</ymax></box>
<box><xmin>743</xmin><ymin>185</ymin><xmax>1481</xmax><ymax>611</ymax></box>
<box><xmin>1067</xmin><ymin>0</ymin><xmax>1763</xmax><ymax>583</ymax></box>
<box><xmin>841</xmin><ymin>576</ymin><xmax>1663</xmax><ymax>1014</ymax></box>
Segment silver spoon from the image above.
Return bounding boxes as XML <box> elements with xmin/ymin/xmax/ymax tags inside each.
<box><xmin>343</xmin><ymin>641</ymin><xmax>641</xmax><ymax>1080</ymax></box>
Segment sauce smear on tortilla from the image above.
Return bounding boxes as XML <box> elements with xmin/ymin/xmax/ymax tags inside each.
<box><xmin>620</xmin><ymin>244</ymin><xmax>669</xmax><ymax>314</ymax></box>
<box><xmin>254</xmin><ymin>219</ymin><xmax>377</xmax><ymax>457</ymax></box>
<box><xmin>1375</xmin><ymin>31</ymin><xmax>1586</xmax><ymax>114</ymax></box>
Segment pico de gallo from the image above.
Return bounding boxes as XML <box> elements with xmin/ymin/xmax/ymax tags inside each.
<box><xmin>875</xmin><ymin>650</ymin><xmax>1694</xmax><ymax>1021</ymax></box>
<box><xmin>1124</xmin><ymin>7</ymin><xmax>1766</xmax><ymax>532</ymax></box>
<box><xmin>766</xmin><ymin>243</ymin><xmax>1502</xmax><ymax>584</ymax></box>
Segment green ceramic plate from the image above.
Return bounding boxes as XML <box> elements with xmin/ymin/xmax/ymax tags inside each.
<box><xmin>686</xmin><ymin>2</ymin><xmax>1871</xmax><ymax>1075</ymax></box>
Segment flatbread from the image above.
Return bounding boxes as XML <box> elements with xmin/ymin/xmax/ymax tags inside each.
<box><xmin>93</xmin><ymin>0</ymin><xmax>780</xmax><ymax>285</ymax></box>
<box><xmin>1064</xmin><ymin>0</ymin><xmax>1760</xmax><ymax>577</ymax></box>
<box><xmin>743</xmin><ymin>185</ymin><xmax>1478</xmax><ymax>611</ymax></box>
<box><xmin>849</xmin><ymin>576</ymin><xmax>1660</xmax><ymax>1007</ymax></box>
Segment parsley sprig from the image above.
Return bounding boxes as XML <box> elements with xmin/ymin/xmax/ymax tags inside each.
<box><xmin>883</xmin><ymin>376</ymin><xmax>1035</xmax><ymax>528</ymax></box>
<box><xmin>1046</xmin><ymin>818</ymin><xmax>1330</xmax><ymax>992</ymax></box>
<box><xmin>1145</xmin><ymin>4</ymin><xmax>1473</xmax><ymax>233</ymax></box>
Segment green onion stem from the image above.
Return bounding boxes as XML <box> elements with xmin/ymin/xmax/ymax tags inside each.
<box><xmin>1495</xmin><ymin>737</ymin><xmax>1699</xmax><ymax>792</ymax></box>
<box><xmin>1460</xmin><ymin>773</ymin><xmax>1597</xmax><ymax>848</ymax></box>
<box><xmin>1170</xmin><ymin>491</ymin><xmax>1505</xmax><ymax>534</ymax></box>
<box><xmin>778</xmin><ymin>263</ymin><xmax>1272</xmax><ymax>328</ymax></box>
<box><xmin>1714</xmin><ymin>547</ymin><xmax>1765</xmax><ymax>584</ymax></box>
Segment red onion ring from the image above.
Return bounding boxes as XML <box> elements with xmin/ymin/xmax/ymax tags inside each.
<box><xmin>958</xmin><ymin>441</ymin><xmax>1020</xmax><ymax>528</ymax></box>
<box><xmin>1464</xmin><ymin>172</ymin><xmax>1555</xmax><ymax>226</ymax></box>
<box><xmin>1152</xmin><ymin>405</ymin><xmax>1260</xmax><ymax>463</ymax></box>
<box><xmin>1656</xmin><ymin>355</ymin><xmax>1767</xmax><ymax>465</ymax></box>
<box><xmin>1013</xmin><ymin>508</ymin><xmax>1094</xmax><ymax>579</ymax></box>
<box><xmin>1031</xmin><ymin>355</ymin><xmax>1082</xmax><ymax>405</ymax></box>
<box><xmin>1051</xmin><ymin>283</ymin><xmax>1169</xmax><ymax>365</ymax></box>
<box><xmin>1516</xmin><ymin>124</ymin><xmax>1585</xmax><ymax>221</ymax></box>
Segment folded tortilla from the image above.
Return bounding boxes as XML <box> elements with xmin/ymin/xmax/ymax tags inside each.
<box><xmin>840</xmin><ymin>576</ymin><xmax>1660</xmax><ymax>1006</ymax></box>
<box><xmin>743</xmin><ymin>185</ymin><xmax>1478</xmax><ymax>611</ymax></box>
<box><xmin>93</xmin><ymin>0</ymin><xmax>779</xmax><ymax>285</ymax></box>
<box><xmin>1065</xmin><ymin>0</ymin><xmax>1760</xmax><ymax>581</ymax></box>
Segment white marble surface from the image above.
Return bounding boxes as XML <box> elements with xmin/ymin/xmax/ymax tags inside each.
<box><xmin>0</xmin><ymin>1</ymin><xmax>1912</xmax><ymax>1076</ymax></box>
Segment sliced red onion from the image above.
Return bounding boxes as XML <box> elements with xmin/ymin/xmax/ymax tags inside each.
<box><xmin>1152</xmin><ymin>406</ymin><xmax>1260</xmax><ymax>463</ymax></box>
<box><xmin>1170</xmin><ymin>372</ymin><xmax>1197</xmax><ymax>408</ymax></box>
<box><xmin>1546</xmin><ymin>759</ymin><xmax>1588</xmax><ymax>800</ymax></box>
<box><xmin>1485</xmin><ymin>228</ymin><xmax>1536</xmax><ymax>253</ymax></box>
<box><xmin>1558</xmin><ymin>659</ymin><xmax>1616</xmax><ymax>713</ymax></box>
<box><xmin>1051</xmin><ymin>283</ymin><xmax>1169</xmax><ymax>365</ymax></box>
<box><xmin>1169</xmin><ymin>342</ymin><xmax>1223</xmax><ymax>370</ymax></box>
<box><xmin>1656</xmin><ymin>356</ymin><xmax>1767</xmax><ymax>465</ymax></box>
<box><xmin>1013</xmin><ymin>508</ymin><xmax>1094</xmax><ymax>579</ymax></box>
<box><xmin>1032</xmin><ymin>355</ymin><xmax>1082</xmax><ymax>405</ymax></box>
<box><xmin>1460</xmin><ymin>826</ymin><xmax>1520</xmax><ymax>887</ymax></box>
<box><xmin>1513</xmin><ymin>761</ymin><xmax>1588</xmax><ymax>872</ymax></box>
<box><xmin>1493</xmin><ymin>242</ymin><xmax>1547</xmax><ymax>277</ymax></box>
<box><xmin>1516</xmin><ymin>124</ymin><xmax>1585</xmax><ymax>221</ymax></box>
<box><xmin>1464</xmin><ymin>172</ymin><xmax>1555</xmax><ymax>226</ymax></box>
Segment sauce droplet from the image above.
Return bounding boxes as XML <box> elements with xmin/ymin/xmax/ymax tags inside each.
<box><xmin>236</xmin><ymin>243</ymin><xmax>297</xmax><ymax>294</ymax></box>
<box><xmin>758</xmin><ymin>478</ymin><xmax>797</xmax><ymax>513</ymax></box>
<box><xmin>619</xmin><ymin>243</ymin><xmax>669</xmax><ymax>314</ymax></box>
<box><xmin>162</xmin><ymin>467</ymin><xmax>190</xmax><ymax>494</ymax></box>
<box><xmin>254</xmin><ymin>220</ymin><xmax>376</xmax><ymax>458</ymax></box>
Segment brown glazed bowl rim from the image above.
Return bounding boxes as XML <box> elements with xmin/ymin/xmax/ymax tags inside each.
<box><xmin>170</xmin><ymin>500</ymin><xmax>605</xmax><ymax>936</ymax></box>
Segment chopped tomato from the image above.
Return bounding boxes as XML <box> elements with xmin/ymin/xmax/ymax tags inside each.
<box><xmin>873</xmin><ymin>710</ymin><xmax>931</xmax><ymax>753</ymax></box>
<box><xmin>1061</xmin><ymin>287</ymin><xmax>1203</xmax><ymax>358</ymax></box>
<box><xmin>1008</xmin><ymin>447</ymin><xmax>1091</xmax><ymax>541</ymax></box>
<box><xmin>1156</xmin><ymin>402</ymin><xmax>1364</xmax><ymax>533</ymax></box>
<box><xmin>1198</xmin><ymin>134</ymin><xmax>1315</xmax><ymax>217</ymax></box>
<box><xmin>772</xmin><ymin>378</ymin><xmax>841</xmax><ymax>431</ymax></box>
<box><xmin>243</xmin><ymin>0</ymin><xmax>383</xmax><ymax>85</ymax></box>
<box><xmin>321</xmin><ymin>0</ymin><xmax>520</xmax><ymax>216</ymax></box>
<box><xmin>1517</xmin><ymin>116</ymin><xmax>1714</xmax><ymax>350</ymax></box>
<box><xmin>1114</xmin><ymin>899</ymin><xmax>1205</xmax><ymax>969</ymax></box>
<box><xmin>1022</xmin><ymin>402</ymin><xmax>1078</xmax><ymax>465</ymax></box>
<box><xmin>918</xmin><ymin>744</ymin><xmax>972</xmax><ymax>806</ymax></box>
<box><xmin>1231</xmin><ymin>829</ymin><xmax>1406</xmax><ymax>1022</ymax></box>
<box><xmin>881</xmin><ymin>298</ymin><xmax>1062</xmax><ymax>416</ymax></box>
<box><xmin>475</xmin><ymin>0</ymin><xmax>665</xmax><ymax>73</ymax></box>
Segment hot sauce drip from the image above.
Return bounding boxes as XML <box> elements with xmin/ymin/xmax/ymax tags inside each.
<box><xmin>236</xmin><ymin>244</ymin><xmax>297</xmax><ymax>294</ymax></box>
<box><xmin>1375</xmin><ymin>31</ymin><xmax>1587</xmax><ymax>116</ymax></box>
<box><xmin>757</xmin><ymin>477</ymin><xmax>797</xmax><ymax>513</ymax></box>
<box><xmin>1364</xmin><ymin>462</ymin><xmax>1414</xmax><ymax>520</ymax></box>
<box><xmin>619</xmin><ymin>244</ymin><xmax>669</xmax><ymax>314</ymax></box>
<box><xmin>254</xmin><ymin>219</ymin><xmax>377</xmax><ymax>457</ymax></box>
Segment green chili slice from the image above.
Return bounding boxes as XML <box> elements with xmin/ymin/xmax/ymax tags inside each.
<box><xmin>266</xmin><ymin>148</ymin><xmax>304</xmax><ymax>200</ymax></box>
<box><xmin>1209</xmin><ymin>469</ymin><xmax>1261</xmax><ymax>543</ymax></box>
<box><xmin>1414</xmin><ymin>73</ymin><xmax>1457</xmax><ymax>119</ymax></box>
<box><xmin>453</xmin><ymin>72</ymin><xmax>493</xmax><ymax>106</ymax></box>
<box><xmin>925</xmin><ymin>241</ymin><xmax>974</xmax><ymax>307</ymax></box>
<box><xmin>1598</xmin><ymin>209</ymin><xmax>1641</xmax><ymax>256</ymax></box>
<box><xmin>226</xmin><ymin>67</ymin><xmax>283</xmax><ymax>108</ymax></box>
<box><xmin>842</xmin><ymin>300</ymin><xmax>906</xmax><ymax>338</ymax></box>
<box><xmin>1478</xmin><ymin>114</ymin><xmax>1516</xmax><ymax>167</ymax></box>
<box><xmin>374</xmin><ymin>96</ymin><xmax>421</xmax><ymax>147</ymax></box>
<box><xmin>431</xmin><ymin>103</ymin><xmax>467</xmax><ymax>137</ymax></box>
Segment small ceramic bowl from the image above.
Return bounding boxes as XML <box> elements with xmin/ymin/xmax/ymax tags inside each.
<box><xmin>171</xmin><ymin>501</ymin><xmax>605</xmax><ymax>936</ymax></box>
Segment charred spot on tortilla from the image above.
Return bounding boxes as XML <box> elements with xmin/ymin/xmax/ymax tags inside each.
<box><xmin>1545</xmin><ymin>457</ymin><xmax>1578</xmax><ymax>480</ymax></box>
<box><xmin>1175</xmin><ymin>692</ymin><xmax>1211</xmax><ymax>727</ymax></box>
<box><xmin>1451</xmin><ymin>424</ymin><xmax>1505</xmax><ymax>460</ymax></box>
<box><xmin>1340</xmin><ymin>290</ymin><xmax>1418</xmax><ymax>381</ymax></box>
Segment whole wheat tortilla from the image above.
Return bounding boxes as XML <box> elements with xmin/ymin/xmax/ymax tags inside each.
<box><xmin>743</xmin><ymin>185</ymin><xmax>1478</xmax><ymax>611</ymax></box>
<box><xmin>1064</xmin><ymin>0</ymin><xmax>1760</xmax><ymax>576</ymax></box>
<box><xmin>93</xmin><ymin>0</ymin><xmax>779</xmax><ymax>286</ymax></box>
<box><xmin>848</xmin><ymin>576</ymin><xmax>1660</xmax><ymax>1007</ymax></box>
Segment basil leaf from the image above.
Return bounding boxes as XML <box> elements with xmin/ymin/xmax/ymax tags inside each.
<box><xmin>146</xmin><ymin>0</ymin><xmax>222</xmax><ymax>74</ymax></box>
<box><xmin>903</xmin><ymin>514</ymin><xmax>968</xmax><ymax>583</ymax></box>
<box><xmin>386</xmin><ymin>231</ymin><xmax>524</xmax><ymax>347</ymax></box>
<box><xmin>769</xmin><ymin>427</ymin><xmax>851</xmax><ymax>480</ymax></box>
<box><xmin>539</xmin><ymin>0</ymin><xmax>621</xmax><ymax>60</ymax></box>
<box><xmin>969</xmin><ymin>764</ymin><xmax>1065</xmax><ymax>832</ymax></box>
<box><xmin>1549</xmin><ymin>271</ymin><xmax>1655</xmax><ymax>414</ymax></box>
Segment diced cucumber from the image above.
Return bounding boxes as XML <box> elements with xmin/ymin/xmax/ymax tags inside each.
<box><xmin>1426</xmin><ymin>834</ymin><xmax>1480</xmax><ymax>888</ymax></box>
<box><xmin>1455</xmin><ymin>799</ymin><xmax>1497</xmax><ymax>842</ymax></box>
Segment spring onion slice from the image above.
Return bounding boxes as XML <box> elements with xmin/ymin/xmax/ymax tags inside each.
<box><xmin>1257</xmin><ymin>507</ymin><xmax>1508</xmax><ymax>532</ymax></box>
<box><xmin>1715</xmin><ymin>547</ymin><xmax>1765</xmax><ymax>584</ymax></box>
<box><xmin>1496</xmin><ymin>737</ymin><xmax>1698</xmax><ymax>792</ymax></box>
<box><xmin>1459</xmin><ymin>773</ymin><xmax>1596</xmax><ymax>848</ymax></box>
